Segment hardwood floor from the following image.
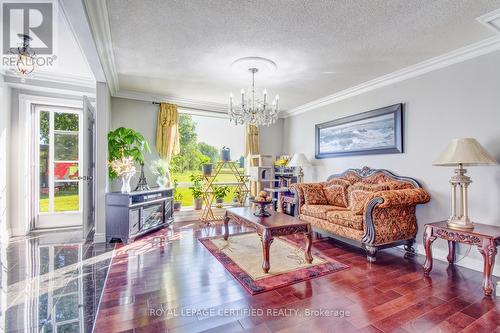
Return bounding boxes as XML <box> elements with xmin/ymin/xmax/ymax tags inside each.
<box><xmin>94</xmin><ymin>221</ymin><xmax>499</xmax><ymax>333</ymax></box>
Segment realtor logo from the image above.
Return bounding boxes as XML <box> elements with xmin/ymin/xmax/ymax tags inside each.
<box><xmin>2</xmin><ymin>1</ymin><xmax>54</xmax><ymax>55</ymax></box>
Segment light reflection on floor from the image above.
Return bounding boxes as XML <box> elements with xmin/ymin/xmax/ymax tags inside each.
<box><xmin>0</xmin><ymin>229</ymin><xmax>114</xmax><ymax>333</ymax></box>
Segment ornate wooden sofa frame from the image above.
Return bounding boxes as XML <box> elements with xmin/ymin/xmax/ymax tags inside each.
<box><xmin>291</xmin><ymin>166</ymin><xmax>431</xmax><ymax>262</ymax></box>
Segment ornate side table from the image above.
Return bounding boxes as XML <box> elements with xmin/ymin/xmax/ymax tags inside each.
<box><xmin>423</xmin><ymin>221</ymin><xmax>500</xmax><ymax>296</ymax></box>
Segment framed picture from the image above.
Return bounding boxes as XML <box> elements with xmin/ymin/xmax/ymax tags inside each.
<box><xmin>315</xmin><ymin>104</ymin><xmax>403</xmax><ymax>159</ymax></box>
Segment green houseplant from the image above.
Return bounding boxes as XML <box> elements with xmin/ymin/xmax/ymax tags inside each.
<box><xmin>213</xmin><ymin>185</ymin><xmax>230</xmax><ymax>208</ymax></box>
<box><xmin>108</xmin><ymin>127</ymin><xmax>151</xmax><ymax>180</ymax></box>
<box><xmin>173</xmin><ymin>179</ymin><xmax>183</xmax><ymax>211</ymax></box>
<box><xmin>200</xmin><ymin>155</ymin><xmax>213</xmax><ymax>176</ymax></box>
<box><xmin>189</xmin><ymin>174</ymin><xmax>204</xmax><ymax>210</ymax></box>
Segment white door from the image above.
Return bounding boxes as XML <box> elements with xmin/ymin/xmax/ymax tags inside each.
<box><xmin>82</xmin><ymin>97</ymin><xmax>95</xmax><ymax>240</ymax></box>
<box><xmin>35</xmin><ymin>105</ymin><xmax>83</xmax><ymax>228</ymax></box>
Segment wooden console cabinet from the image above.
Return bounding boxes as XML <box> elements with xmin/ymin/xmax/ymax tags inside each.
<box><xmin>106</xmin><ymin>188</ymin><xmax>174</xmax><ymax>243</ymax></box>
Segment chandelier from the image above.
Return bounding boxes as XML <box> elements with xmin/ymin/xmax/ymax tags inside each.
<box><xmin>10</xmin><ymin>34</ymin><xmax>36</xmax><ymax>77</ymax></box>
<box><xmin>229</xmin><ymin>67</ymin><xmax>279</xmax><ymax>126</ymax></box>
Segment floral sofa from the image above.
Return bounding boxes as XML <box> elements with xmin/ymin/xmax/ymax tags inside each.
<box><xmin>290</xmin><ymin>167</ymin><xmax>430</xmax><ymax>262</ymax></box>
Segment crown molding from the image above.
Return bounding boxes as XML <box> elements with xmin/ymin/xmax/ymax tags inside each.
<box><xmin>115</xmin><ymin>89</ymin><xmax>229</xmax><ymax>114</ymax></box>
<box><xmin>284</xmin><ymin>35</ymin><xmax>500</xmax><ymax>117</ymax></box>
<box><xmin>83</xmin><ymin>0</ymin><xmax>119</xmax><ymax>94</ymax></box>
<box><xmin>477</xmin><ymin>8</ymin><xmax>500</xmax><ymax>33</ymax></box>
<box><xmin>3</xmin><ymin>69</ymin><xmax>95</xmax><ymax>88</ymax></box>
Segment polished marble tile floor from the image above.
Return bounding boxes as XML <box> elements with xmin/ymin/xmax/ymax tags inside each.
<box><xmin>93</xmin><ymin>222</ymin><xmax>499</xmax><ymax>333</ymax></box>
<box><xmin>1</xmin><ymin>229</ymin><xmax>114</xmax><ymax>332</ymax></box>
<box><xmin>1</xmin><ymin>223</ymin><xmax>498</xmax><ymax>333</ymax></box>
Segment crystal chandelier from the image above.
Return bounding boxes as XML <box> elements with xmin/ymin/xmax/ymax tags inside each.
<box><xmin>229</xmin><ymin>67</ymin><xmax>279</xmax><ymax>126</ymax></box>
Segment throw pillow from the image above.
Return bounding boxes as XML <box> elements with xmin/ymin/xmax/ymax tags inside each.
<box><xmin>323</xmin><ymin>181</ymin><xmax>349</xmax><ymax>207</ymax></box>
<box><xmin>303</xmin><ymin>187</ymin><xmax>328</xmax><ymax>205</ymax></box>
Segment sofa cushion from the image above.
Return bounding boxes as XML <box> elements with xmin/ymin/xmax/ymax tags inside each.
<box><xmin>302</xmin><ymin>184</ymin><xmax>328</xmax><ymax>205</ymax></box>
<box><xmin>327</xmin><ymin>210</ymin><xmax>364</xmax><ymax>230</ymax></box>
<box><xmin>323</xmin><ymin>180</ymin><xmax>349</xmax><ymax>207</ymax></box>
<box><xmin>301</xmin><ymin>204</ymin><xmax>344</xmax><ymax>219</ymax></box>
<box><xmin>385</xmin><ymin>180</ymin><xmax>415</xmax><ymax>190</ymax></box>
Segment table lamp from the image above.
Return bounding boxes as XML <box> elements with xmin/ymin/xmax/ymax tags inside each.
<box><xmin>288</xmin><ymin>153</ymin><xmax>311</xmax><ymax>183</ymax></box>
<box><xmin>433</xmin><ymin>138</ymin><xmax>497</xmax><ymax>229</ymax></box>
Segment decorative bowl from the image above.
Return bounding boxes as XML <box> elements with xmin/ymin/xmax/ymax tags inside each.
<box><xmin>251</xmin><ymin>200</ymin><xmax>273</xmax><ymax>217</ymax></box>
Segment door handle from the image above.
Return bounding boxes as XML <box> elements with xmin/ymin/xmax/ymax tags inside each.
<box><xmin>78</xmin><ymin>176</ymin><xmax>94</xmax><ymax>181</ymax></box>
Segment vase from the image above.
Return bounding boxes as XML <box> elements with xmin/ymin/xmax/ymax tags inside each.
<box><xmin>120</xmin><ymin>172</ymin><xmax>133</xmax><ymax>193</ymax></box>
<box><xmin>156</xmin><ymin>175</ymin><xmax>170</xmax><ymax>188</ymax></box>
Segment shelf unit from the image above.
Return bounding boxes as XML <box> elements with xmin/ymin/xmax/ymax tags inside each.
<box><xmin>200</xmin><ymin>161</ymin><xmax>250</xmax><ymax>223</ymax></box>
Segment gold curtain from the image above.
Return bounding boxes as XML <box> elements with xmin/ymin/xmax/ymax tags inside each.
<box><xmin>156</xmin><ymin>103</ymin><xmax>180</xmax><ymax>163</ymax></box>
<box><xmin>245</xmin><ymin>125</ymin><xmax>259</xmax><ymax>196</ymax></box>
<box><xmin>245</xmin><ymin>124</ymin><xmax>259</xmax><ymax>157</ymax></box>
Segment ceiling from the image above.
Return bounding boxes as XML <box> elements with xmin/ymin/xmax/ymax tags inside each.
<box><xmin>89</xmin><ymin>0</ymin><xmax>500</xmax><ymax>113</ymax></box>
<box><xmin>1</xmin><ymin>6</ymin><xmax>94</xmax><ymax>84</ymax></box>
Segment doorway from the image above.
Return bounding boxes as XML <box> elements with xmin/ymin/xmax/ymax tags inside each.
<box><xmin>35</xmin><ymin>105</ymin><xmax>83</xmax><ymax>228</ymax></box>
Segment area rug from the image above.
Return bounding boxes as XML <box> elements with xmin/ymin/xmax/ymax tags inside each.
<box><xmin>199</xmin><ymin>232</ymin><xmax>349</xmax><ymax>294</ymax></box>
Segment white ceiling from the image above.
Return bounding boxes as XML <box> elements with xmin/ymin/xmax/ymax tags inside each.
<box><xmin>1</xmin><ymin>7</ymin><xmax>94</xmax><ymax>82</ymax></box>
<box><xmin>96</xmin><ymin>0</ymin><xmax>500</xmax><ymax>111</ymax></box>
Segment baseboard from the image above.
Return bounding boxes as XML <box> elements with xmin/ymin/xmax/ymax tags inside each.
<box><xmin>413</xmin><ymin>243</ymin><xmax>500</xmax><ymax>277</ymax></box>
<box><xmin>93</xmin><ymin>232</ymin><xmax>106</xmax><ymax>243</ymax></box>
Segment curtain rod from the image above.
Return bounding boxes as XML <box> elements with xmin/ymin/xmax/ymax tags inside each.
<box><xmin>152</xmin><ymin>101</ymin><xmax>161</xmax><ymax>105</ymax></box>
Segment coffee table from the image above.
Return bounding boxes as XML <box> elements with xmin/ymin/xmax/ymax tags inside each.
<box><xmin>224</xmin><ymin>207</ymin><xmax>313</xmax><ymax>273</ymax></box>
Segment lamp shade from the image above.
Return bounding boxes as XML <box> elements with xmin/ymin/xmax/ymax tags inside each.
<box><xmin>288</xmin><ymin>153</ymin><xmax>312</xmax><ymax>167</ymax></box>
<box><xmin>433</xmin><ymin>138</ymin><xmax>497</xmax><ymax>166</ymax></box>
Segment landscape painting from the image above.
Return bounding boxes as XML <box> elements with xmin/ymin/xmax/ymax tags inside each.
<box><xmin>315</xmin><ymin>104</ymin><xmax>403</xmax><ymax>158</ymax></box>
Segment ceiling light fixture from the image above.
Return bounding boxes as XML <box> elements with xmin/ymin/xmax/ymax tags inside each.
<box><xmin>229</xmin><ymin>61</ymin><xmax>279</xmax><ymax>126</ymax></box>
<box><xmin>10</xmin><ymin>34</ymin><xmax>36</xmax><ymax>78</ymax></box>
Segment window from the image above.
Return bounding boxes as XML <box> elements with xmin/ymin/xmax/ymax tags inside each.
<box><xmin>170</xmin><ymin>114</ymin><xmax>245</xmax><ymax>206</ymax></box>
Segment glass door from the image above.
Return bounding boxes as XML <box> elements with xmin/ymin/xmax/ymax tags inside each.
<box><xmin>35</xmin><ymin>105</ymin><xmax>83</xmax><ymax>228</ymax></box>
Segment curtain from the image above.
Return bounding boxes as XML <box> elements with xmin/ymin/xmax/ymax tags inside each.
<box><xmin>245</xmin><ymin>125</ymin><xmax>259</xmax><ymax>195</ymax></box>
<box><xmin>156</xmin><ymin>103</ymin><xmax>180</xmax><ymax>164</ymax></box>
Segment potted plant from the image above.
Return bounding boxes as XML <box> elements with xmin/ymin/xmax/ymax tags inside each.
<box><xmin>200</xmin><ymin>155</ymin><xmax>212</xmax><ymax>176</ymax></box>
<box><xmin>232</xmin><ymin>187</ymin><xmax>243</xmax><ymax>206</ymax></box>
<box><xmin>150</xmin><ymin>159</ymin><xmax>170</xmax><ymax>188</ymax></box>
<box><xmin>107</xmin><ymin>127</ymin><xmax>151</xmax><ymax>181</ymax></box>
<box><xmin>213</xmin><ymin>185</ymin><xmax>230</xmax><ymax>208</ymax></box>
<box><xmin>173</xmin><ymin>179</ymin><xmax>183</xmax><ymax>211</ymax></box>
<box><xmin>221</xmin><ymin>146</ymin><xmax>231</xmax><ymax>161</ymax></box>
<box><xmin>189</xmin><ymin>174</ymin><xmax>204</xmax><ymax>210</ymax></box>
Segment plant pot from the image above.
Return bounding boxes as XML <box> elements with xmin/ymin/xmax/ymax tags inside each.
<box><xmin>202</xmin><ymin>163</ymin><xmax>213</xmax><ymax>176</ymax></box>
<box><xmin>215</xmin><ymin>198</ymin><xmax>224</xmax><ymax>208</ymax></box>
<box><xmin>173</xmin><ymin>201</ymin><xmax>182</xmax><ymax>211</ymax></box>
<box><xmin>193</xmin><ymin>197</ymin><xmax>203</xmax><ymax>210</ymax></box>
<box><xmin>221</xmin><ymin>147</ymin><xmax>231</xmax><ymax>161</ymax></box>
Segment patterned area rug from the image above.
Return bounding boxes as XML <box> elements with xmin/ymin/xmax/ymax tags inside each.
<box><xmin>199</xmin><ymin>232</ymin><xmax>349</xmax><ymax>295</ymax></box>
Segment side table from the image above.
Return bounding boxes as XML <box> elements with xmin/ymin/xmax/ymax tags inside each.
<box><xmin>423</xmin><ymin>221</ymin><xmax>500</xmax><ymax>296</ymax></box>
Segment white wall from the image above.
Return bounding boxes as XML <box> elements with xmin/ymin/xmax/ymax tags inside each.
<box><xmin>110</xmin><ymin>97</ymin><xmax>160</xmax><ymax>191</ymax></box>
<box><xmin>283</xmin><ymin>50</ymin><xmax>500</xmax><ymax>276</ymax></box>
<box><xmin>0</xmin><ymin>78</ymin><xmax>11</xmax><ymax>242</ymax></box>
<box><xmin>259</xmin><ymin>118</ymin><xmax>284</xmax><ymax>157</ymax></box>
<box><xmin>94</xmin><ymin>82</ymin><xmax>111</xmax><ymax>243</ymax></box>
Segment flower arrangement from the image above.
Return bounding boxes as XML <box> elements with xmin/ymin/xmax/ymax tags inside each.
<box><xmin>109</xmin><ymin>156</ymin><xmax>136</xmax><ymax>177</ymax></box>
<box><xmin>109</xmin><ymin>156</ymin><xmax>136</xmax><ymax>193</ymax></box>
<box><xmin>274</xmin><ymin>155</ymin><xmax>290</xmax><ymax>167</ymax></box>
<box><xmin>150</xmin><ymin>159</ymin><xmax>169</xmax><ymax>176</ymax></box>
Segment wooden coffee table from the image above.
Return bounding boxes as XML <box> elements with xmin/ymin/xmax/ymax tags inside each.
<box><xmin>224</xmin><ymin>207</ymin><xmax>313</xmax><ymax>273</ymax></box>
